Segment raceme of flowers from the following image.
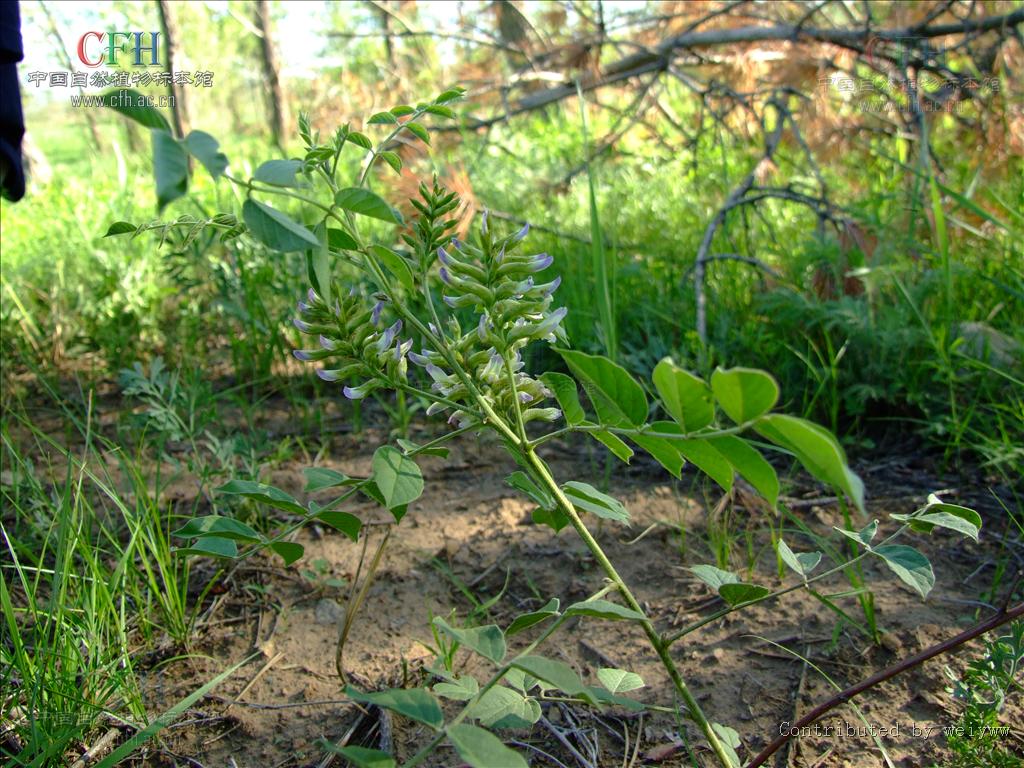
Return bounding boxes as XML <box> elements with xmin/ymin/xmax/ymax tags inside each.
<box><xmin>292</xmin><ymin>212</ymin><xmax>567</xmax><ymax>430</ymax></box>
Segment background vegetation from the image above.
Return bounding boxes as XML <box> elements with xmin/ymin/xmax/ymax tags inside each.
<box><xmin>1</xmin><ymin>1</ymin><xmax>1021</xmax><ymax>765</ymax></box>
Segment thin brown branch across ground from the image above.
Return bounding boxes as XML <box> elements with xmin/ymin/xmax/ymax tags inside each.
<box><xmin>747</xmin><ymin>597</ymin><xmax>1024</xmax><ymax>768</ymax></box>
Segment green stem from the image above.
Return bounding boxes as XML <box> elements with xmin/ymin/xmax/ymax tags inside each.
<box><xmin>401</xmin><ymin>583</ymin><xmax>617</xmax><ymax>768</ymax></box>
<box><xmin>503</xmin><ymin>351</ymin><xmax>529</xmax><ymax>444</ymax></box>
<box><xmin>521</xmin><ymin>447</ymin><xmax>734</xmax><ymax>768</ymax></box>
<box><xmin>663</xmin><ymin>523</ymin><xmax>911</xmax><ymax>647</ymax></box>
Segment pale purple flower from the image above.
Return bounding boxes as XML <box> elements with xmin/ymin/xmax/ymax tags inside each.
<box><xmin>371</xmin><ymin>300</ymin><xmax>384</xmax><ymax>326</ymax></box>
<box><xmin>512</xmin><ymin>223</ymin><xmax>530</xmax><ymax>242</ymax></box>
<box><xmin>540</xmin><ymin>275</ymin><xmax>562</xmax><ymax>297</ymax></box>
<box><xmin>527</xmin><ymin>253</ymin><xmax>553</xmax><ymax>272</ymax></box>
<box><xmin>395</xmin><ymin>338</ymin><xmax>412</xmax><ymax>361</ymax></box>
<box><xmin>448</xmin><ymin>410</ymin><xmax>474</xmax><ymax>429</ymax></box>
<box><xmin>408</xmin><ymin>351</ymin><xmax>431</xmax><ymax>367</ymax></box>
<box><xmin>293</xmin><ymin>349</ymin><xmax>313</xmax><ymax>362</ymax></box>
<box><xmin>319</xmin><ymin>335</ymin><xmax>337</xmax><ymax>350</ymax></box>
<box><xmin>317</xmin><ymin>369</ymin><xmax>341</xmax><ymax>382</ymax></box>
<box><xmin>439</xmin><ymin>267</ymin><xmax>452</xmax><ymax>285</ymax></box>
<box><xmin>481</xmin><ymin>209</ymin><xmax>488</xmax><ymax>235</ymax></box>
<box><xmin>535</xmin><ymin>306</ymin><xmax>568</xmax><ymax>335</ymax></box>
<box><xmin>344</xmin><ymin>382</ymin><xmax>376</xmax><ymax>400</ymax></box>
<box><xmin>424</xmin><ymin>363</ymin><xmax>447</xmax><ymax>384</ymax></box>
<box><xmin>293</xmin><ymin>317</ymin><xmax>311</xmax><ymax>333</ymax></box>
<box><xmin>437</xmin><ymin>247</ymin><xmax>452</xmax><ymax>266</ymax></box>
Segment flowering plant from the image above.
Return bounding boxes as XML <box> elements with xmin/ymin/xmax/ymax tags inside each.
<box><xmin>104</xmin><ymin>86</ymin><xmax>981</xmax><ymax>768</ymax></box>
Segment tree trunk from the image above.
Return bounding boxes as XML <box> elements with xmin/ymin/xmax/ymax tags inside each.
<box><xmin>38</xmin><ymin>1</ymin><xmax>102</xmax><ymax>150</ymax></box>
<box><xmin>156</xmin><ymin>0</ymin><xmax>190</xmax><ymax>138</ymax></box>
<box><xmin>254</xmin><ymin>0</ymin><xmax>288</xmax><ymax>150</ymax></box>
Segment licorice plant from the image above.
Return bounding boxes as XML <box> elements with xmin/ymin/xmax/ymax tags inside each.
<box><xmin>104</xmin><ymin>86</ymin><xmax>982</xmax><ymax>768</ymax></box>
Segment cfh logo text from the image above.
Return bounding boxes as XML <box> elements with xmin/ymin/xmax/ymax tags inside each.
<box><xmin>77</xmin><ymin>31</ymin><xmax>161</xmax><ymax>68</ymax></box>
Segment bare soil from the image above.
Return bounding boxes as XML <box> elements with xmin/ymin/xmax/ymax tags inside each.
<box><xmin>126</xmin><ymin>423</ymin><xmax>1022</xmax><ymax>768</ymax></box>
<box><xmin>6</xmin><ymin>389</ymin><xmax>1022</xmax><ymax>767</ymax></box>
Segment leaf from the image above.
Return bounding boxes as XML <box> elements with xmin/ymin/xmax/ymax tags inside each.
<box><xmin>319</xmin><ymin>745</ymin><xmax>394</xmax><ymax>768</ymax></box>
<box><xmin>152</xmin><ymin>130</ymin><xmax>188</xmax><ymax>211</ymax></box>
<box><xmin>242</xmin><ymin>199</ymin><xmax>320</xmax><ymax>252</ymax></box>
<box><xmin>253</xmin><ymin>159</ymin><xmax>305</xmax><ymax>187</ymax></box>
<box><xmin>673</xmin><ymin>436</ymin><xmax>733</xmax><ymax>492</ymax></box>
<box><xmin>308</xmin><ymin>222</ymin><xmax>332</xmax><ymax>306</ymax></box>
<box><xmin>891</xmin><ymin>497</ymin><xmax>981</xmax><ymax>541</ymax></box>
<box><xmin>540</xmin><ymin>372</ymin><xmax>585</xmax><ymax>425</ymax></box>
<box><xmin>777</xmin><ymin>539</ymin><xmax>822</xmax><ymax>578</ymax></box>
<box><xmin>396</xmin><ymin>438</ymin><xmax>449</xmax><ymax>458</ymax></box>
<box><xmin>718</xmin><ymin>582</ymin><xmax>771</xmax><ymax>607</ymax></box>
<box><xmin>707</xmin><ymin>435</ymin><xmax>779</xmax><ymax>507</ymax></box>
<box><xmin>405</xmin><ymin>122</ymin><xmax>430</xmax><ymax>144</ymax></box>
<box><xmin>368</xmin><ymin>111</ymin><xmax>398</xmax><ymax>125</ymax></box>
<box><xmin>531</xmin><ymin>505</ymin><xmax>569</xmax><ymax>532</ymax></box>
<box><xmin>380</xmin><ymin>150</ymin><xmax>402</xmax><ymax>173</ymax></box>
<box><xmin>467</xmin><ymin>685</ymin><xmax>540</xmax><ymax>729</ymax></box>
<box><xmin>433</xmin><ymin>675</ymin><xmax>479</xmax><ymax>701</ymax></box>
<box><xmin>711</xmin><ymin>723</ymin><xmax>743</xmax><ymax>768</ymax></box>
<box><xmin>501</xmin><ymin>668</ymin><xmax>538</xmax><ymax>694</ymax></box>
<box><xmin>269</xmin><ymin>541</ymin><xmax>304</xmax><ymax>566</ymax></box>
<box><xmin>335</xmin><ymin>188</ymin><xmax>402</xmax><ymax>224</ymax></box>
<box><xmin>597</xmin><ymin>668</ymin><xmax>645</xmax><ymax>694</ymax></box>
<box><xmin>756</xmin><ymin>414</ymin><xmax>865</xmax><ymax>513</ymax></box>
<box><xmin>345</xmin><ymin>686</ymin><xmax>443</xmax><ymax>730</ymax></box>
<box><xmin>100</xmin><ymin>88</ymin><xmax>170</xmax><ymax>131</ymax></box>
<box><xmin>424</xmin><ymin>104</ymin><xmax>456</xmax><ymax>118</ymax></box>
<box><xmin>183</xmin><ymin>130</ymin><xmax>228</xmax><ymax>179</ymax></box>
<box><xmin>348</xmin><ymin>131</ymin><xmax>373</xmax><ymax>149</ymax></box>
<box><xmin>174</xmin><ymin>536</ymin><xmax>237</xmax><ymax>558</ymax></box>
<box><xmin>216</xmin><ymin>479</ymin><xmax>307</xmax><ymax>516</ymax></box>
<box><xmin>653</xmin><ymin>359</ymin><xmax>714</xmax><ymax>431</ymax></box>
<box><xmin>313</xmin><ymin>509</ymin><xmax>361</xmax><ymax>542</ymax></box>
<box><xmin>589</xmin><ymin>429</ymin><xmax>633</xmax><ymax>462</ymax></box>
<box><xmin>303</xmin><ymin>467</ymin><xmax>355</xmax><ymax>492</ymax></box>
<box><xmin>690</xmin><ymin>564</ymin><xmax>739</xmax><ymax>591</ymax></box>
<box><xmin>432</xmin><ymin>618</ymin><xmax>507</xmax><ymax>664</ymax></box>
<box><xmin>368</xmin><ymin>245</ymin><xmax>416</xmax><ymax>293</ymax></box>
<box><xmin>104</xmin><ymin>221</ymin><xmax>136</xmax><ymax>237</ymax></box>
<box><xmin>371</xmin><ymin>447</ymin><xmax>423</xmax><ymax>514</ymax></box>
<box><xmin>327</xmin><ymin>227</ymin><xmax>359</xmax><ymax>251</ymax></box>
<box><xmin>835</xmin><ymin>519</ymin><xmax>878</xmax><ymax>549</ymax></box>
<box><xmin>562</xmin><ymin>481</ymin><xmax>629</xmax><ymax>522</ymax></box>
<box><xmin>511</xmin><ymin>655</ymin><xmax>588</xmax><ymax>696</ymax></box>
<box><xmin>630</xmin><ymin>433</ymin><xmax>683</xmax><ymax>478</ymax></box>
<box><xmin>564</xmin><ymin>599</ymin><xmax>644</xmax><ymax>621</ymax></box>
<box><xmin>711</xmin><ymin>367</ymin><xmax>779</xmax><ymax>424</ymax></box>
<box><xmin>587</xmin><ymin>686</ymin><xmax>646</xmax><ymax>711</ymax></box>
<box><xmin>447</xmin><ymin>724</ymin><xmax>527</xmax><ymax>768</ymax></box>
<box><xmin>436</xmin><ymin>88</ymin><xmax>466</xmax><ymax>104</ymax></box>
<box><xmin>506</xmin><ymin>598</ymin><xmax>560</xmax><ymax>636</ymax></box>
<box><xmin>556</xmin><ymin>349</ymin><xmax>647</xmax><ymax>427</ymax></box>
<box><xmin>171</xmin><ymin>515</ymin><xmax>260</xmax><ymax>543</ymax></box>
<box><xmin>505</xmin><ymin>471</ymin><xmax>554</xmax><ymax>511</ymax></box>
<box><xmin>872</xmin><ymin>545</ymin><xmax>935</xmax><ymax>598</ymax></box>
<box><xmin>390</xmin><ymin>105</ymin><xmax>415</xmax><ymax>117</ymax></box>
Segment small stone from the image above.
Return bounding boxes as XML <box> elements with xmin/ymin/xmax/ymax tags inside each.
<box><xmin>315</xmin><ymin>598</ymin><xmax>344</xmax><ymax>626</ymax></box>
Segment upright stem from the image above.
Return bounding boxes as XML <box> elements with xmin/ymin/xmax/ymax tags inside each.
<box><xmin>522</xmin><ymin>447</ymin><xmax>733</xmax><ymax>768</ymax></box>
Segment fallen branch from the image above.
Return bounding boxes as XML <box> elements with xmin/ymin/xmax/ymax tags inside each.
<box><xmin>747</xmin><ymin>589</ymin><xmax>1024</xmax><ymax>768</ymax></box>
<box><xmin>444</xmin><ymin>8</ymin><xmax>1023</xmax><ymax>131</ymax></box>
